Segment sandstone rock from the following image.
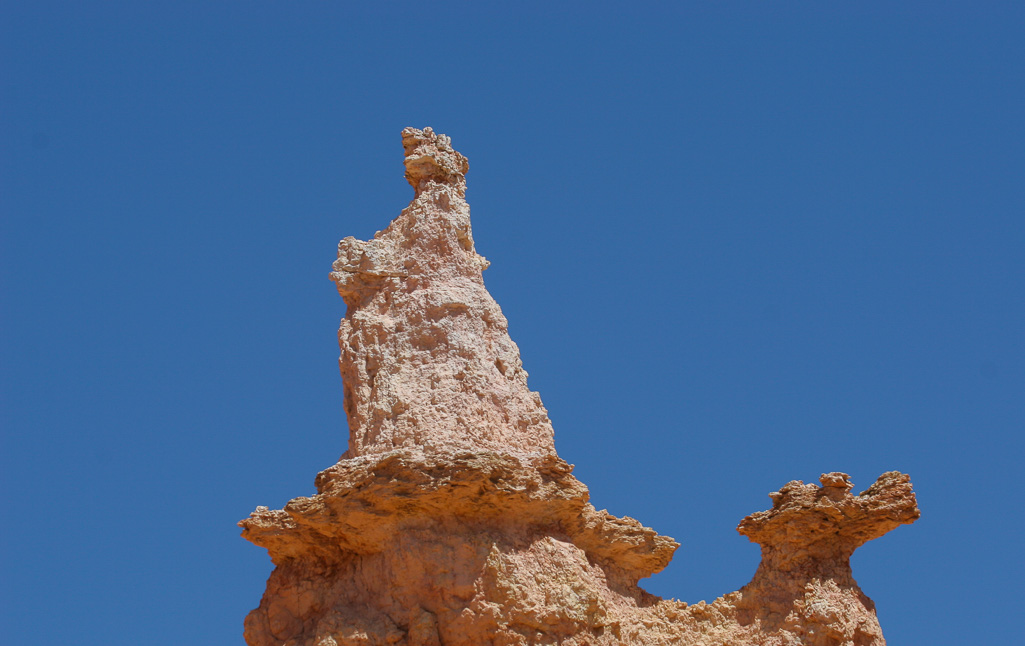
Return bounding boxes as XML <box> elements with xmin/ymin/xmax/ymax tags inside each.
<box><xmin>329</xmin><ymin>127</ymin><xmax>553</xmax><ymax>459</ymax></box>
<box><xmin>241</xmin><ymin>128</ymin><xmax>919</xmax><ymax>646</ymax></box>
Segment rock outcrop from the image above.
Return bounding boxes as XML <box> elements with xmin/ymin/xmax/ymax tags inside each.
<box><xmin>241</xmin><ymin>127</ymin><xmax>919</xmax><ymax>646</ymax></box>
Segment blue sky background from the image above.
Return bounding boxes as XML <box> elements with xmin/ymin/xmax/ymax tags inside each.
<box><xmin>2</xmin><ymin>2</ymin><xmax>1023</xmax><ymax>644</ymax></box>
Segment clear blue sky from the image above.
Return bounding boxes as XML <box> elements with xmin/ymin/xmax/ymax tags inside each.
<box><xmin>2</xmin><ymin>2</ymin><xmax>1022</xmax><ymax>644</ymax></box>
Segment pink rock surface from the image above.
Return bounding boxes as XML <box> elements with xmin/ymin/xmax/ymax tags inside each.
<box><xmin>329</xmin><ymin>127</ymin><xmax>554</xmax><ymax>459</ymax></box>
<box><xmin>241</xmin><ymin>128</ymin><xmax>919</xmax><ymax>646</ymax></box>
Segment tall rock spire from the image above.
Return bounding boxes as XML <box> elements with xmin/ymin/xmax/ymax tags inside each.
<box><xmin>330</xmin><ymin>127</ymin><xmax>554</xmax><ymax>458</ymax></box>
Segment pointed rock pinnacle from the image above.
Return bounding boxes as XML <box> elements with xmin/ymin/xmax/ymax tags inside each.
<box><xmin>329</xmin><ymin>127</ymin><xmax>555</xmax><ymax>458</ymax></box>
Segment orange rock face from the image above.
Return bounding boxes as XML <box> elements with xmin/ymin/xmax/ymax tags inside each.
<box><xmin>329</xmin><ymin>127</ymin><xmax>554</xmax><ymax>459</ymax></box>
<box><xmin>240</xmin><ymin>127</ymin><xmax>919</xmax><ymax>646</ymax></box>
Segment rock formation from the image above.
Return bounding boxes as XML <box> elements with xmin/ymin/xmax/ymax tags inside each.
<box><xmin>328</xmin><ymin>127</ymin><xmax>553</xmax><ymax>459</ymax></box>
<box><xmin>240</xmin><ymin>127</ymin><xmax>919</xmax><ymax>646</ymax></box>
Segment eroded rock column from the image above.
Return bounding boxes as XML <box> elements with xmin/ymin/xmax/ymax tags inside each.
<box><xmin>330</xmin><ymin>127</ymin><xmax>554</xmax><ymax>458</ymax></box>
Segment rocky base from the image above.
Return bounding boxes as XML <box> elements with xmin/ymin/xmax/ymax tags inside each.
<box><xmin>241</xmin><ymin>451</ymin><xmax>916</xmax><ymax>646</ymax></box>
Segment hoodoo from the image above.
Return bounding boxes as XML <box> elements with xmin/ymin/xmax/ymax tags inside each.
<box><xmin>241</xmin><ymin>127</ymin><xmax>918</xmax><ymax>646</ymax></box>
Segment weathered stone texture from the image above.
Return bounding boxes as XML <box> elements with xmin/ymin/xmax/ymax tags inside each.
<box><xmin>241</xmin><ymin>128</ymin><xmax>919</xmax><ymax>646</ymax></box>
<box><xmin>329</xmin><ymin>127</ymin><xmax>554</xmax><ymax>459</ymax></box>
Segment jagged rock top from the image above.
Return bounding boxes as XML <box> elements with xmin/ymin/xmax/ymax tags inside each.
<box><xmin>401</xmin><ymin>126</ymin><xmax>469</xmax><ymax>195</ymax></box>
<box><xmin>738</xmin><ymin>471</ymin><xmax>919</xmax><ymax>574</ymax></box>
<box><xmin>329</xmin><ymin>128</ymin><xmax>555</xmax><ymax>458</ymax></box>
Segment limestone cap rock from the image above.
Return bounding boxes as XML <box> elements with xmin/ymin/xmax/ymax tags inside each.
<box><xmin>401</xmin><ymin>126</ymin><xmax>469</xmax><ymax>195</ymax></box>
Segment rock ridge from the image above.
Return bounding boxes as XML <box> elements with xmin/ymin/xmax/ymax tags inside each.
<box><xmin>241</xmin><ymin>127</ymin><xmax>919</xmax><ymax>646</ymax></box>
